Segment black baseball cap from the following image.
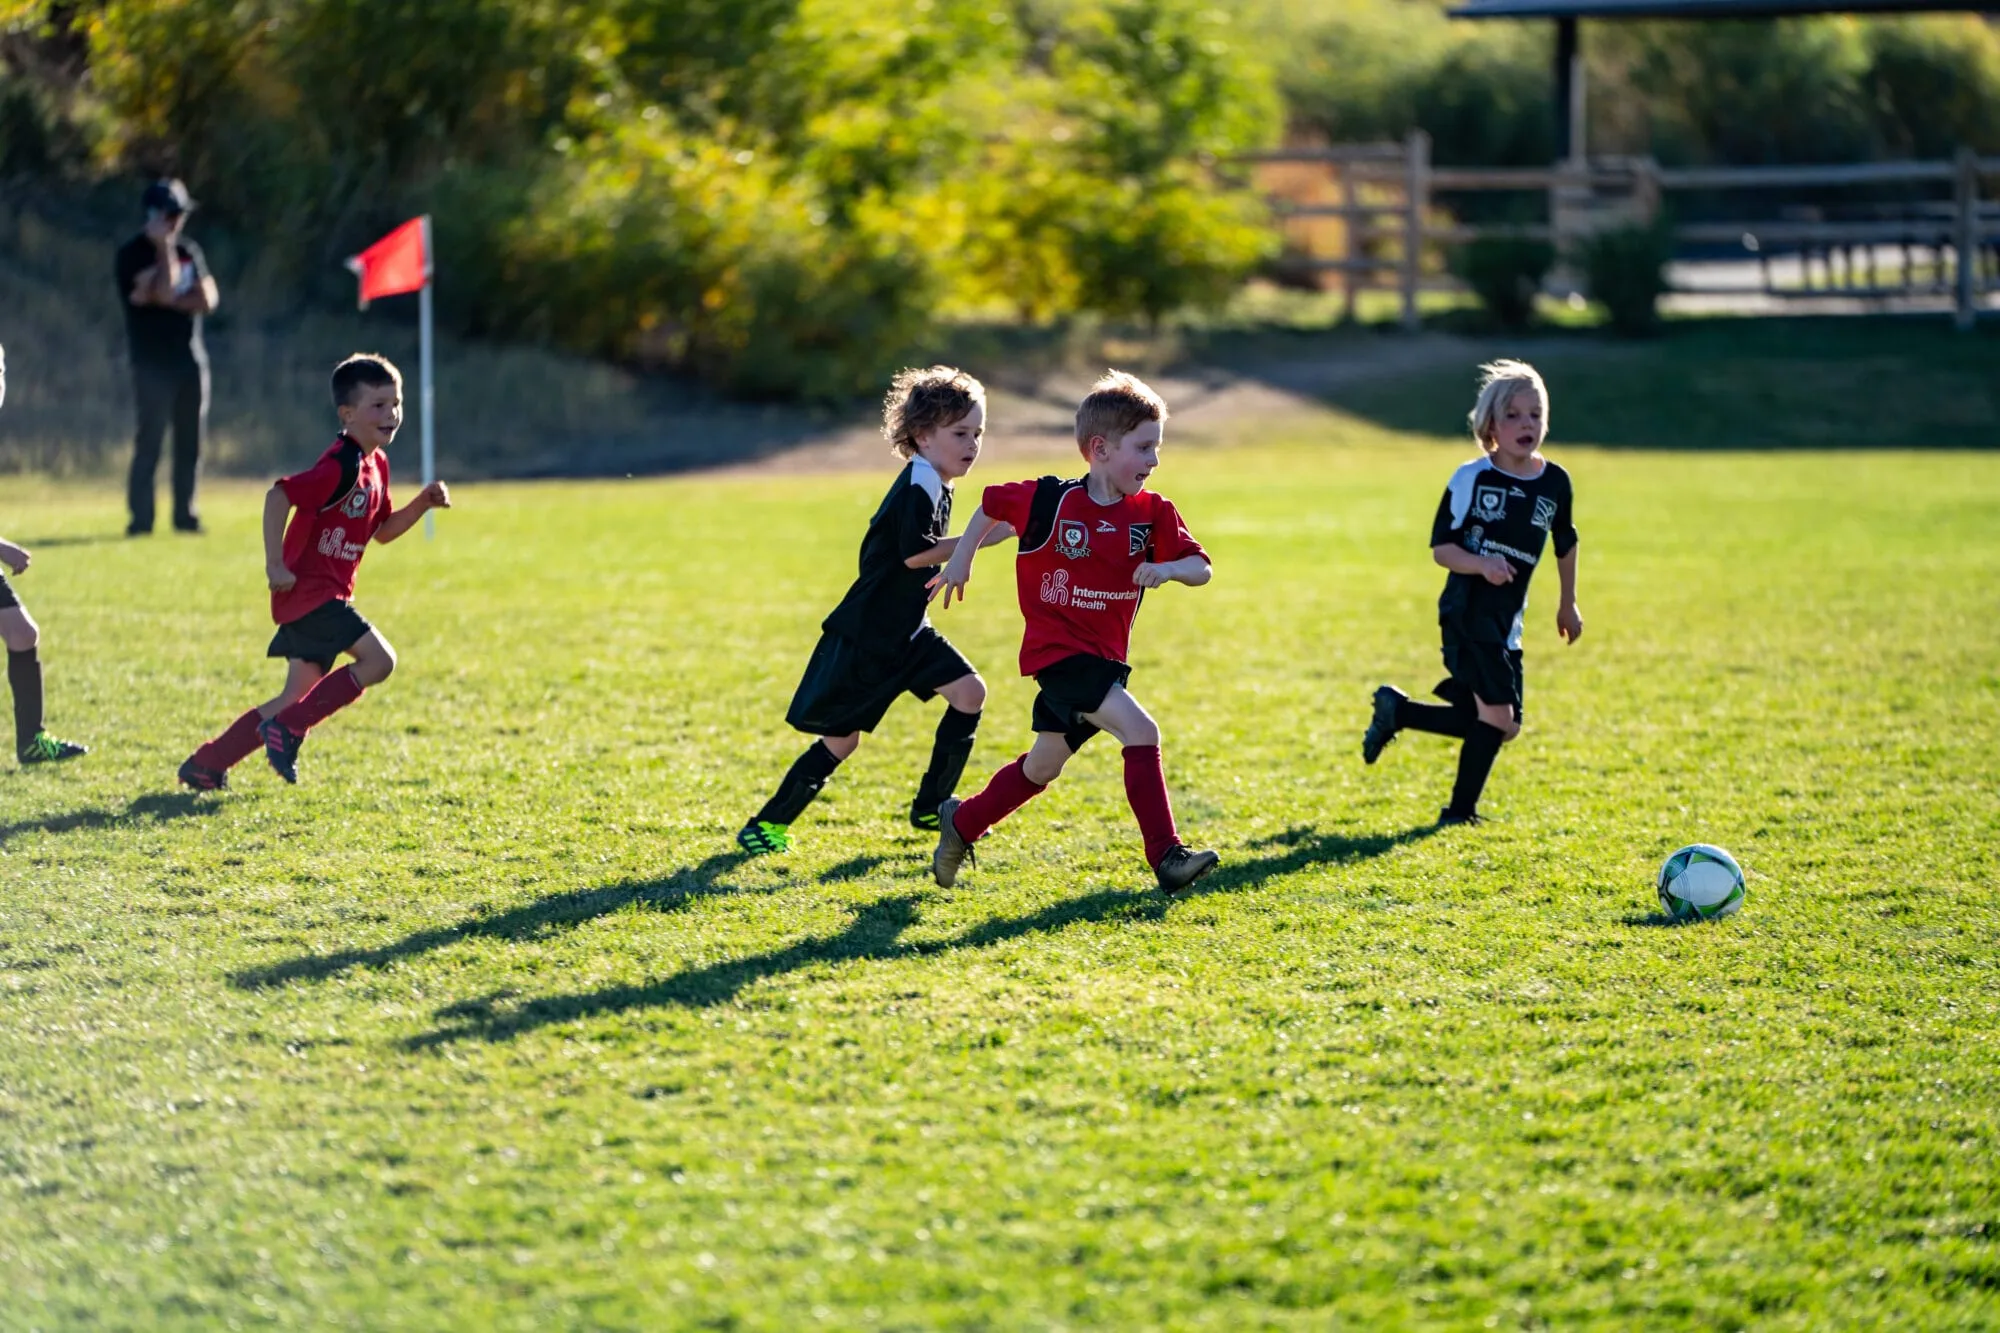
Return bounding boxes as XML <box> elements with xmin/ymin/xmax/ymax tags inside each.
<box><xmin>141</xmin><ymin>178</ymin><xmax>196</xmax><ymax>214</ymax></box>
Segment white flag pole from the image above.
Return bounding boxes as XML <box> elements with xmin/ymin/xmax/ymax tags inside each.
<box><xmin>419</xmin><ymin>214</ymin><xmax>437</xmax><ymax>541</ymax></box>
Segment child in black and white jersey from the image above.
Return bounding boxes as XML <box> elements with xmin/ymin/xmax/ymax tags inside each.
<box><xmin>1362</xmin><ymin>360</ymin><xmax>1583</xmax><ymax>824</ymax></box>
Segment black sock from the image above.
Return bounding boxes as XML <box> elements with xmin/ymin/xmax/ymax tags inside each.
<box><xmin>1447</xmin><ymin>722</ymin><xmax>1507</xmax><ymax>818</ymax></box>
<box><xmin>9</xmin><ymin>648</ymin><xmax>42</xmax><ymax>752</ymax></box>
<box><xmin>913</xmin><ymin>707</ymin><xmax>980</xmax><ymax>816</ymax></box>
<box><xmin>1396</xmin><ymin>697</ymin><xmax>1472</xmax><ymax>739</ymax></box>
<box><xmin>753</xmin><ymin>740</ymin><xmax>844</xmax><ymax>827</ymax></box>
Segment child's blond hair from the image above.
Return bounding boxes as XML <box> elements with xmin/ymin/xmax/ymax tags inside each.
<box><xmin>882</xmin><ymin>365</ymin><xmax>985</xmax><ymax>458</ymax></box>
<box><xmin>1467</xmin><ymin>359</ymin><xmax>1548</xmax><ymax>452</ymax></box>
<box><xmin>1075</xmin><ymin>370</ymin><xmax>1168</xmax><ymax>457</ymax></box>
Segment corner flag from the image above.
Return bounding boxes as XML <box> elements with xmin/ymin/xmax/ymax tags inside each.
<box><xmin>346</xmin><ymin>217</ymin><xmax>438</xmax><ymax>538</ymax></box>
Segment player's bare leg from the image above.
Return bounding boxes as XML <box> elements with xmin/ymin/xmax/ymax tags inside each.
<box><xmin>261</xmin><ymin>631</ymin><xmax>389</xmax><ymax>784</ymax></box>
<box><xmin>4</xmin><ymin>605</ymin><xmax>86</xmax><ymax>765</ymax></box>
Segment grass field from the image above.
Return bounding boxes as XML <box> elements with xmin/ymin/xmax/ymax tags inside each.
<box><xmin>2</xmin><ymin>424</ymin><xmax>1997</xmax><ymax>1329</ymax></box>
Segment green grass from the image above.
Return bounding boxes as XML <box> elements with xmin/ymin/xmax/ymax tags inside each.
<box><xmin>2</xmin><ymin>424</ymin><xmax>1997</xmax><ymax>1329</ymax></box>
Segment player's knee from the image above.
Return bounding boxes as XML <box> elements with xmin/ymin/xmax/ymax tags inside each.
<box><xmin>1124</xmin><ymin>715</ymin><xmax>1161</xmax><ymax>748</ymax></box>
<box><xmin>955</xmin><ymin>675</ymin><xmax>987</xmax><ymax>714</ymax></box>
<box><xmin>1023</xmin><ymin>745</ymin><xmax>1068</xmax><ymax>786</ymax></box>
<box><xmin>824</xmin><ymin>732</ymin><xmax>861</xmax><ymax>761</ymax></box>
<box><xmin>0</xmin><ymin>615</ymin><xmax>38</xmax><ymax>653</ymax></box>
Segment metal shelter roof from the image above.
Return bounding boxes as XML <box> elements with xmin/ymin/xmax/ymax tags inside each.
<box><xmin>1451</xmin><ymin>0</ymin><xmax>1997</xmax><ymax>18</ymax></box>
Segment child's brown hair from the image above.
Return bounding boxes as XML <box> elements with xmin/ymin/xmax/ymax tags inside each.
<box><xmin>882</xmin><ymin>365</ymin><xmax>985</xmax><ymax>458</ymax></box>
<box><xmin>331</xmin><ymin>352</ymin><xmax>403</xmax><ymax>410</ymax></box>
<box><xmin>1075</xmin><ymin>370</ymin><xmax>1168</xmax><ymax>458</ymax></box>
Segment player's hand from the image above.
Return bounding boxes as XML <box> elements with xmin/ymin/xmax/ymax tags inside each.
<box><xmin>1131</xmin><ymin>562</ymin><xmax>1171</xmax><ymax>589</ymax></box>
<box><xmin>1557</xmin><ymin>602</ymin><xmax>1584</xmax><ymax>644</ymax></box>
<box><xmin>927</xmin><ymin>560</ymin><xmax>971</xmax><ymax>609</ymax></box>
<box><xmin>1478</xmin><ymin>555</ymin><xmax>1515</xmax><ymax>586</ymax></box>
<box><xmin>0</xmin><ymin>543</ymin><xmax>28</xmax><ymax>576</ymax></box>
<box><xmin>266</xmin><ymin>562</ymin><xmax>297</xmax><ymax>592</ymax></box>
<box><xmin>420</xmin><ymin>480</ymin><xmax>452</xmax><ymax>510</ymax></box>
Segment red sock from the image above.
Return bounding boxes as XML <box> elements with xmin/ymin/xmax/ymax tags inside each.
<box><xmin>195</xmin><ymin>708</ymin><xmax>265</xmax><ymax>771</ymax></box>
<box><xmin>1122</xmin><ymin>744</ymin><xmax>1181</xmax><ymax>869</ymax></box>
<box><xmin>275</xmin><ymin>666</ymin><xmax>366</xmax><ymax>734</ymax></box>
<box><xmin>951</xmin><ymin>754</ymin><xmax>1047</xmax><ymax>843</ymax></box>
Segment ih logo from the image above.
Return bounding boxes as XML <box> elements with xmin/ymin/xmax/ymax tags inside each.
<box><xmin>1128</xmin><ymin>522</ymin><xmax>1153</xmax><ymax>557</ymax></box>
<box><xmin>1531</xmin><ymin>496</ymin><xmax>1558</xmax><ymax>531</ymax></box>
<box><xmin>1474</xmin><ymin>486</ymin><xmax>1506</xmax><ymax>521</ymax></box>
<box><xmin>1055</xmin><ymin>518</ymin><xmax>1090</xmax><ymax>560</ymax></box>
<box><xmin>1039</xmin><ymin>568</ymin><xmax>1070</xmax><ymax>606</ymax></box>
<box><xmin>342</xmin><ymin>484</ymin><xmax>372</xmax><ymax>519</ymax></box>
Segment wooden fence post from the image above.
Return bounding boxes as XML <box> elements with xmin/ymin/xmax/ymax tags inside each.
<box><xmin>1403</xmin><ymin>129</ymin><xmax>1429</xmax><ymax>332</ymax></box>
<box><xmin>1955</xmin><ymin>146</ymin><xmax>1979</xmax><ymax>330</ymax></box>
<box><xmin>1341</xmin><ymin>160</ymin><xmax>1360</xmax><ymax>325</ymax></box>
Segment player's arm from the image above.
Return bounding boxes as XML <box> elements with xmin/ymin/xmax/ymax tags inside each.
<box><xmin>903</xmin><ymin>521</ymin><xmax>1016</xmax><ymax>570</ymax></box>
<box><xmin>1132</xmin><ymin>555</ymin><xmax>1211</xmax><ymax>589</ymax></box>
<box><xmin>0</xmin><ymin>536</ymin><xmax>28</xmax><ymax>576</ymax></box>
<box><xmin>1555</xmin><ymin>545</ymin><xmax>1582</xmax><ymax>642</ymax></box>
<box><xmin>374</xmin><ymin>481</ymin><xmax>452</xmax><ymax>544</ymax></box>
<box><xmin>168</xmin><ymin>270</ymin><xmax>219</xmax><ymax>316</ymax></box>
<box><xmin>927</xmin><ymin>506</ymin><xmax>1002</xmax><ymax>607</ymax></box>
<box><xmin>1433</xmin><ymin>543</ymin><xmax>1513</xmax><ymax>585</ymax></box>
<box><xmin>264</xmin><ymin>485</ymin><xmax>297</xmax><ymax>591</ymax></box>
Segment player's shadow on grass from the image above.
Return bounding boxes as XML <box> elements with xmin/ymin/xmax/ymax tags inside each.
<box><xmin>1189</xmin><ymin>823</ymin><xmax>1439</xmax><ymax>896</ymax></box>
<box><xmin>230</xmin><ymin>852</ymin><xmax>754</xmax><ymax>990</ymax></box>
<box><xmin>0</xmin><ymin>791</ymin><xmax>216</xmax><ymax>848</ymax></box>
<box><xmin>407</xmin><ymin>885</ymin><xmax>1169</xmax><ymax>1048</ymax></box>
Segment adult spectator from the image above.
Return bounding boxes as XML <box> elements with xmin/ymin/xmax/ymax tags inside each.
<box><xmin>116</xmin><ymin>178</ymin><xmax>218</xmax><ymax>536</ymax></box>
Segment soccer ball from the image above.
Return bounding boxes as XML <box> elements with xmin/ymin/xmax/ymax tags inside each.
<box><xmin>1657</xmin><ymin>844</ymin><xmax>1746</xmax><ymax>923</ymax></box>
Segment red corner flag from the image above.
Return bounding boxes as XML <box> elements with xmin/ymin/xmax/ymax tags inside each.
<box><xmin>344</xmin><ymin>217</ymin><xmax>429</xmax><ymax>309</ymax></box>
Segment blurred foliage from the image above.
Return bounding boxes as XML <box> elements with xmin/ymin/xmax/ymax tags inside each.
<box><xmin>1454</xmin><ymin>235</ymin><xmax>1554</xmax><ymax>331</ymax></box>
<box><xmin>4</xmin><ymin>0</ymin><xmax>2000</xmax><ymax>396</ymax></box>
<box><xmin>1576</xmin><ymin>218</ymin><xmax>1673</xmax><ymax>337</ymax></box>
<box><xmin>1</xmin><ymin>0</ymin><xmax>1278</xmax><ymax>399</ymax></box>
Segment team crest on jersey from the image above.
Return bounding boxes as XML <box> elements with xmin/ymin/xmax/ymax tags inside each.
<box><xmin>1532</xmin><ymin>496</ymin><xmax>1558</xmax><ymax>531</ymax></box>
<box><xmin>1128</xmin><ymin>522</ymin><xmax>1153</xmax><ymax>557</ymax></box>
<box><xmin>342</xmin><ymin>484</ymin><xmax>372</xmax><ymax>519</ymax></box>
<box><xmin>1474</xmin><ymin>486</ymin><xmax>1506</xmax><ymax>521</ymax></box>
<box><xmin>1056</xmin><ymin>519</ymin><xmax>1090</xmax><ymax>560</ymax></box>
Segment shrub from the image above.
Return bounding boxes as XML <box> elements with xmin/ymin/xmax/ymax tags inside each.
<box><xmin>1454</xmin><ymin>235</ymin><xmax>1554</xmax><ymax>330</ymax></box>
<box><xmin>1575</xmin><ymin>221</ymin><xmax>1674</xmax><ymax>336</ymax></box>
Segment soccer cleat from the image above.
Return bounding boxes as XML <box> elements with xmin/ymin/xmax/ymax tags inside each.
<box><xmin>177</xmin><ymin>756</ymin><xmax>229</xmax><ymax>792</ymax></box>
<box><xmin>1361</xmin><ymin>685</ymin><xmax>1406</xmax><ymax>765</ymax></box>
<box><xmin>1155</xmin><ymin>844</ymin><xmax>1220</xmax><ymax>897</ymax></box>
<box><xmin>18</xmin><ymin>731</ymin><xmax>87</xmax><ymax>764</ymax></box>
<box><xmin>259</xmin><ymin>717</ymin><xmax>304</xmax><ymax>784</ymax></box>
<box><xmin>930</xmin><ymin>797</ymin><xmax>974</xmax><ymax>888</ymax></box>
<box><xmin>909</xmin><ymin>803</ymin><xmax>943</xmax><ymax>832</ymax></box>
<box><xmin>1437</xmin><ymin>807</ymin><xmax>1486</xmax><ymax>827</ymax></box>
<box><xmin>736</xmin><ymin>819</ymin><xmax>792</xmax><ymax>856</ymax></box>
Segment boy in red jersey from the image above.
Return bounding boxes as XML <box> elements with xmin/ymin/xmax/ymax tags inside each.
<box><xmin>178</xmin><ymin>353</ymin><xmax>449</xmax><ymax>790</ymax></box>
<box><xmin>927</xmin><ymin>371</ymin><xmax>1219</xmax><ymax>896</ymax></box>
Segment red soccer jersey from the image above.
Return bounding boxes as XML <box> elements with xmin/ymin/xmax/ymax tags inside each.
<box><xmin>982</xmin><ymin>477</ymin><xmax>1208</xmax><ymax>676</ymax></box>
<box><xmin>271</xmin><ymin>435</ymin><xmax>394</xmax><ymax>624</ymax></box>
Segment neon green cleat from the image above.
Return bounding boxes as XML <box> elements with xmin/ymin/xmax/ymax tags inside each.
<box><xmin>19</xmin><ymin>731</ymin><xmax>87</xmax><ymax>765</ymax></box>
<box><xmin>736</xmin><ymin>819</ymin><xmax>792</xmax><ymax>855</ymax></box>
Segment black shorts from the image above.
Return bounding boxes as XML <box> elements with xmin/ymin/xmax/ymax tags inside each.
<box><xmin>0</xmin><ymin>574</ymin><xmax>17</xmax><ymax>612</ymax></box>
<box><xmin>1032</xmin><ymin>653</ymin><xmax>1132</xmax><ymax>752</ymax></box>
<box><xmin>268</xmin><ymin>599</ymin><xmax>372</xmax><ymax>673</ymax></box>
<box><xmin>1438</xmin><ymin>637</ymin><xmax>1523</xmax><ymax>718</ymax></box>
<box><xmin>785</xmin><ymin>625</ymin><xmax>973</xmax><ymax>737</ymax></box>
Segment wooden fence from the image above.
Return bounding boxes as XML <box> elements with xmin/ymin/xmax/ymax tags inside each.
<box><xmin>1243</xmin><ymin>132</ymin><xmax>2000</xmax><ymax>331</ymax></box>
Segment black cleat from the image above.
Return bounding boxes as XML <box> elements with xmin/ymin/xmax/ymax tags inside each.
<box><xmin>931</xmin><ymin>798</ymin><xmax>974</xmax><ymax>887</ymax></box>
<box><xmin>910</xmin><ymin>803</ymin><xmax>943</xmax><ymax>832</ymax></box>
<box><xmin>1362</xmin><ymin>685</ymin><xmax>1405</xmax><ymax>765</ymax></box>
<box><xmin>259</xmin><ymin>717</ymin><xmax>304</xmax><ymax>784</ymax></box>
<box><xmin>736</xmin><ymin>819</ymin><xmax>792</xmax><ymax>855</ymax></box>
<box><xmin>1437</xmin><ymin>807</ymin><xmax>1486</xmax><ymax>827</ymax></box>
<box><xmin>18</xmin><ymin>731</ymin><xmax>87</xmax><ymax>764</ymax></box>
<box><xmin>177</xmin><ymin>756</ymin><xmax>229</xmax><ymax>792</ymax></box>
<box><xmin>1156</xmin><ymin>844</ymin><xmax>1220</xmax><ymax>897</ymax></box>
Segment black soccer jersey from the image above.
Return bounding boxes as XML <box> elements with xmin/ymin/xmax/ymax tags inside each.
<box><xmin>1430</xmin><ymin>456</ymin><xmax>1578</xmax><ymax>647</ymax></box>
<box><xmin>821</xmin><ymin>457</ymin><xmax>953</xmax><ymax>647</ymax></box>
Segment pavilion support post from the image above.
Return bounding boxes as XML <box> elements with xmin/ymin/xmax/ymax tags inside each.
<box><xmin>1955</xmin><ymin>146</ymin><xmax>1979</xmax><ymax>330</ymax></box>
<box><xmin>1554</xmin><ymin>17</ymin><xmax>1584</xmax><ymax>167</ymax></box>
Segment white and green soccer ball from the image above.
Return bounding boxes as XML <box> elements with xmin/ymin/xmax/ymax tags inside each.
<box><xmin>1657</xmin><ymin>844</ymin><xmax>1746</xmax><ymax>923</ymax></box>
